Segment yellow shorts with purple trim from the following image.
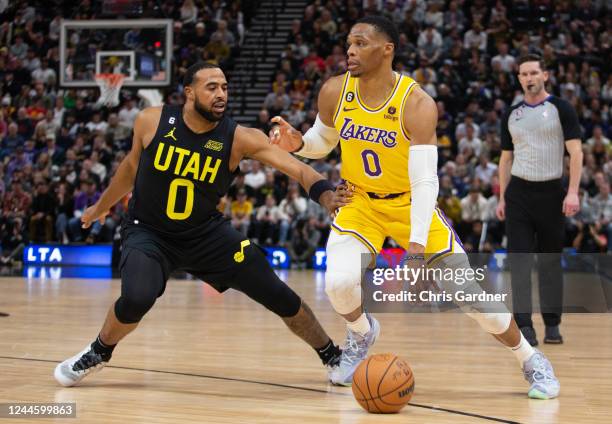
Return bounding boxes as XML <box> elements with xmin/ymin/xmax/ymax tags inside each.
<box><xmin>331</xmin><ymin>188</ymin><xmax>462</xmax><ymax>264</ymax></box>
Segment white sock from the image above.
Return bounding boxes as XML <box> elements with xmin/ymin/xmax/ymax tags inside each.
<box><xmin>509</xmin><ymin>332</ymin><xmax>536</xmax><ymax>366</ymax></box>
<box><xmin>346</xmin><ymin>313</ymin><xmax>371</xmax><ymax>336</ymax></box>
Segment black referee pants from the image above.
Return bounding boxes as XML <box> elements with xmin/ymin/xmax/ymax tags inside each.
<box><xmin>505</xmin><ymin>177</ymin><xmax>565</xmax><ymax>329</ymax></box>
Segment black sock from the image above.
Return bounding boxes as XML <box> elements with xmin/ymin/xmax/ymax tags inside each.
<box><xmin>314</xmin><ymin>339</ymin><xmax>341</xmax><ymax>366</ymax></box>
<box><xmin>91</xmin><ymin>335</ymin><xmax>116</xmax><ymax>359</ymax></box>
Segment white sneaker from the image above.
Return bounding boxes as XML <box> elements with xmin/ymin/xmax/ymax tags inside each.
<box><xmin>329</xmin><ymin>314</ymin><xmax>380</xmax><ymax>386</ymax></box>
<box><xmin>54</xmin><ymin>344</ymin><xmax>109</xmax><ymax>387</ymax></box>
<box><xmin>523</xmin><ymin>349</ymin><xmax>560</xmax><ymax>399</ymax></box>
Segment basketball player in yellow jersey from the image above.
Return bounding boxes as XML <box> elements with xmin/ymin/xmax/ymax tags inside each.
<box><xmin>271</xmin><ymin>16</ymin><xmax>560</xmax><ymax>399</ymax></box>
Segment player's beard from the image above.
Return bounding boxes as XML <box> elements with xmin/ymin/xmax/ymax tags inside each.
<box><xmin>194</xmin><ymin>96</ymin><xmax>224</xmax><ymax>122</ymax></box>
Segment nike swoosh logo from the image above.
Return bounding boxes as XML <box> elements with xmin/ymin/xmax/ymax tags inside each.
<box><xmin>343</xmin><ymin>107</ymin><xmax>358</xmax><ymax>112</ymax></box>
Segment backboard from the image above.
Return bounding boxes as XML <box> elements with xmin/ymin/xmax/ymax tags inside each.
<box><xmin>59</xmin><ymin>19</ymin><xmax>173</xmax><ymax>88</ymax></box>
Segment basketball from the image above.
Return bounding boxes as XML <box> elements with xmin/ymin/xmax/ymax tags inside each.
<box><xmin>352</xmin><ymin>353</ymin><xmax>415</xmax><ymax>414</ymax></box>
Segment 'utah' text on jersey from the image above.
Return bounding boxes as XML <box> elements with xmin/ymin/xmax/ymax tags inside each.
<box><xmin>129</xmin><ymin>104</ymin><xmax>238</xmax><ymax>236</ymax></box>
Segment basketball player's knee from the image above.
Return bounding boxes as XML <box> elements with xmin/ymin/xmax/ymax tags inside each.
<box><xmin>465</xmin><ymin>311</ymin><xmax>511</xmax><ymax>335</ymax></box>
<box><xmin>325</xmin><ymin>270</ymin><xmax>361</xmax><ymax>314</ymax></box>
<box><xmin>114</xmin><ymin>294</ymin><xmax>156</xmax><ymax>324</ymax></box>
<box><xmin>115</xmin><ymin>249</ymin><xmax>165</xmax><ymax>324</ymax></box>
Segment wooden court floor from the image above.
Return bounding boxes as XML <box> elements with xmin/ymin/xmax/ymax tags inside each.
<box><xmin>1</xmin><ymin>271</ymin><xmax>611</xmax><ymax>423</ymax></box>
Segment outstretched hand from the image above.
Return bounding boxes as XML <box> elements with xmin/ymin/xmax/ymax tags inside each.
<box><xmin>269</xmin><ymin>116</ymin><xmax>304</xmax><ymax>153</ymax></box>
<box><xmin>81</xmin><ymin>204</ymin><xmax>109</xmax><ymax>229</ymax></box>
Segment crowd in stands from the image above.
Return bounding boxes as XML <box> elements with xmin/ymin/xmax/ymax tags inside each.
<box><xmin>0</xmin><ymin>0</ymin><xmax>610</xmax><ymax>267</ymax></box>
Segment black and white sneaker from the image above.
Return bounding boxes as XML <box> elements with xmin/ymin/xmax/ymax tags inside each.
<box><xmin>54</xmin><ymin>344</ymin><xmax>110</xmax><ymax>387</ymax></box>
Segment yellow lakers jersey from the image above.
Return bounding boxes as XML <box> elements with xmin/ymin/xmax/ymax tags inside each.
<box><xmin>332</xmin><ymin>72</ymin><xmax>418</xmax><ymax>194</ymax></box>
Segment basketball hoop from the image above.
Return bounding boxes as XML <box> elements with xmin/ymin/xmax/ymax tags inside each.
<box><xmin>95</xmin><ymin>73</ymin><xmax>126</xmax><ymax>107</ymax></box>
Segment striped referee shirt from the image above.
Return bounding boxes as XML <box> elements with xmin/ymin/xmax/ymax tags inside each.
<box><xmin>501</xmin><ymin>95</ymin><xmax>581</xmax><ymax>181</ymax></box>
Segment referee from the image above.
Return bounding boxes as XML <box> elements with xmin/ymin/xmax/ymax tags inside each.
<box><xmin>497</xmin><ymin>54</ymin><xmax>583</xmax><ymax>346</ymax></box>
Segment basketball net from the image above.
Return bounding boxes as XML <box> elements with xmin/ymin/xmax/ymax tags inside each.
<box><xmin>95</xmin><ymin>73</ymin><xmax>125</xmax><ymax>107</ymax></box>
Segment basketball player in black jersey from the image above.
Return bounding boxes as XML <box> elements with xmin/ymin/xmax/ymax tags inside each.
<box><xmin>54</xmin><ymin>62</ymin><xmax>351</xmax><ymax>387</ymax></box>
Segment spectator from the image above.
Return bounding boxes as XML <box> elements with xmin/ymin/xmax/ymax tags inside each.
<box><xmin>463</xmin><ymin>22</ymin><xmax>487</xmax><ymax>52</ymax></box>
<box><xmin>252</xmin><ymin>194</ymin><xmax>288</xmax><ymax>245</ymax></box>
<box><xmin>382</xmin><ymin>0</ymin><xmax>404</xmax><ymax>25</ymax></box>
<box><xmin>67</xmin><ymin>180</ymin><xmax>100</xmax><ymax>242</ymax></box>
<box><xmin>212</xmin><ymin>19</ymin><xmax>236</xmax><ymax>48</ymax></box>
<box><xmin>491</xmin><ymin>43</ymin><xmax>516</xmax><ymax>73</ymax></box>
<box><xmin>106</xmin><ymin>113</ymin><xmax>131</xmax><ymax>146</ymax></box>
<box><xmin>89</xmin><ymin>151</ymin><xmax>107</xmax><ymax>183</ymax></box>
<box><xmin>10</xmin><ymin>35</ymin><xmax>28</xmax><ymax>60</ymax></box>
<box><xmin>263</xmin><ymin>87</ymin><xmax>291</xmax><ymax>116</ymax></box>
<box><xmin>417</xmin><ymin>25</ymin><xmax>443</xmax><ymax>64</ymax></box>
<box><xmin>2</xmin><ymin>179</ymin><xmax>32</xmax><ymax>223</ymax></box>
<box><xmin>193</xmin><ymin>22</ymin><xmax>209</xmax><ymax>46</ymax></box>
<box><xmin>460</xmin><ymin>187</ymin><xmax>487</xmax><ymax>230</ymax></box>
<box><xmin>230</xmin><ymin>188</ymin><xmax>253</xmax><ymax>236</ymax></box>
<box><xmin>35</xmin><ymin>110</ymin><xmax>59</xmax><ymax>139</ymax></box>
<box><xmin>29</xmin><ymin>179</ymin><xmax>55</xmax><ymax>242</ymax></box>
<box><xmin>253</xmin><ymin>109</ymin><xmax>271</xmax><ymax>134</ymax></box>
<box><xmin>180</xmin><ymin>0</ymin><xmax>198</xmax><ymax>24</ymax></box>
<box><xmin>118</xmin><ymin>98</ymin><xmax>139</xmax><ymax>128</ymax></box>
<box><xmin>286</xmin><ymin>100</ymin><xmax>306</xmax><ymax>128</ymax></box>
<box><xmin>0</xmin><ymin>218</ymin><xmax>26</xmax><ymax>265</ymax></box>
<box><xmin>6</xmin><ymin>147</ymin><xmax>32</xmax><ymax>181</ymax></box>
<box><xmin>455</xmin><ymin>114</ymin><xmax>481</xmax><ymax>141</ymax></box>
<box><xmin>480</xmin><ymin>110</ymin><xmax>501</xmax><ymax>138</ymax></box>
<box><xmin>586</xmin><ymin>125</ymin><xmax>610</xmax><ymax>148</ymax></box>
<box><xmin>572</xmin><ymin>221</ymin><xmax>607</xmax><ymax>253</ymax></box>
<box><xmin>228</xmin><ymin>172</ymin><xmax>255</xmax><ymax>201</ymax></box>
<box><xmin>256</xmin><ymin>171</ymin><xmax>285</xmax><ymax>206</ymax></box>
<box><xmin>204</xmin><ymin>33</ymin><xmax>231</xmax><ymax>66</ymax></box>
<box><xmin>244</xmin><ymin>160</ymin><xmax>265</xmax><ymax>190</ymax></box>
<box><xmin>287</xmin><ymin>217</ymin><xmax>321</xmax><ymax>269</ymax></box>
<box><xmin>458</xmin><ymin>125</ymin><xmax>483</xmax><ymax>158</ymax></box>
<box><xmin>31</xmin><ymin>58</ymin><xmax>56</xmax><ymax>85</ymax></box>
<box><xmin>1</xmin><ymin>123</ymin><xmax>24</xmax><ymax>159</ymax></box>
<box><xmin>279</xmin><ymin>181</ymin><xmax>307</xmax><ymax>220</ymax></box>
<box><xmin>54</xmin><ymin>182</ymin><xmax>73</xmax><ymax>243</ymax></box>
<box><xmin>444</xmin><ymin>0</ymin><xmax>466</xmax><ymax>33</ymax></box>
<box><xmin>86</xmin><ymin>112</ymin><xmax>108</xmax><ymax>133</ymax></box>
<box><xmin>52</xmin><ymin>97</ymin><xmax>65</xmax><ymax>128</ymax></box>
<box><xmin>319</xmin><ymin>9</ymin><xmax>337</xmax><ymax>37</ymax></box>
<box><xmin>589</xmin><ymin>182</ymin><xmax>612</xmax><ymax>251</ymax></box>
<box><xmin>474</xmin><ymin>154</ymin><xmax>498</xmax><ymax>187</ymax></box>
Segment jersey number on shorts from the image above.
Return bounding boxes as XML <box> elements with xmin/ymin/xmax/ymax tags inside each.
<box><xmin>361</xmin><ymin>150</ymin><xmax>382</xmax><ymax>177</ymax></box>
<box><xmin>166</xmin><ymin>178</ymin><xmax>194</xmax><ymax>220</ymax></box>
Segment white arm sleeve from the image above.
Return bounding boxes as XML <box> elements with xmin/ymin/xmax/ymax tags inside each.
<box><xmin>295</xmin><ymin>114</ymin><xmax>340</xmax><ymax>159</ymax></box>
<box><xmin>408</xmin><ymin>144</ymin><xmax>439</xmax><ymax>246</ymax></box>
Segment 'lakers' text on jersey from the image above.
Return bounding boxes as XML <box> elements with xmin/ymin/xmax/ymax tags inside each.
<box><xmin>129</xmin><ymin>105</ymin><xmax>238</xmax><ymax>235</ymax></box>
<box><xmin>332</xmin><ymin>72</ymin><xmax>418</xmax><ymax>194</ymax></box>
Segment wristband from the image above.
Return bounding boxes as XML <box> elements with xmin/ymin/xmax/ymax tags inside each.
<box><xmin>308</xmin><ymin>179</ymin><xmax>334</xmax><ymax>204</ymax></box>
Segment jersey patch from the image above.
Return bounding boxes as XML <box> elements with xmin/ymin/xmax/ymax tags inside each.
<box><xmin>204</xmin><ymin>140</ymin><xmax>224</xmax><ymax>151</ymax></box>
